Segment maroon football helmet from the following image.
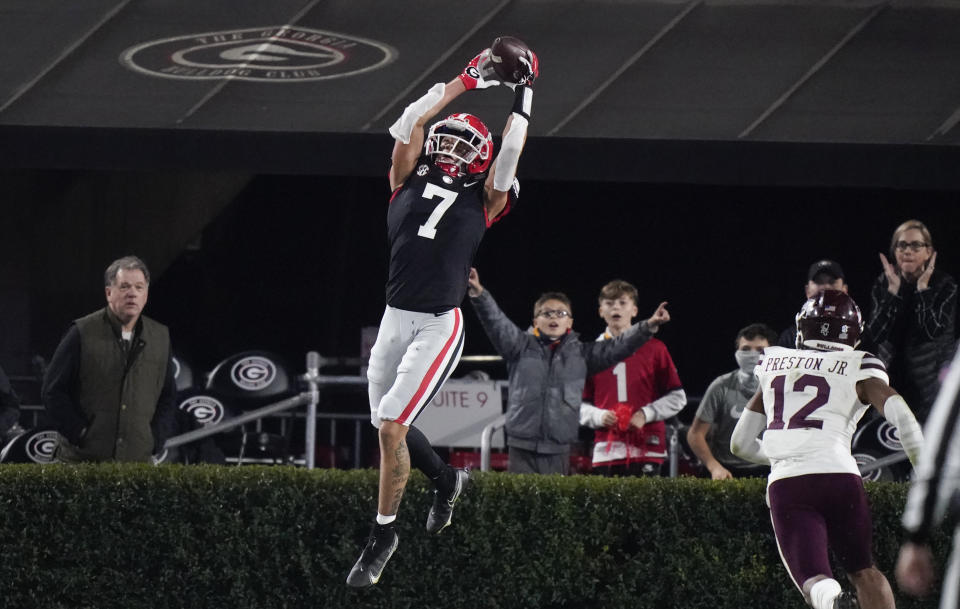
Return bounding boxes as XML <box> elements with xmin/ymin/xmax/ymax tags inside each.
<box><xmin>425</xmin><ymin>113</ymin><xmax>493</xmax><ymax>177</ymax></box>
<box><xmin>795</xmin><ymin>289</ymin><xmax>863</xmax><ymax>351</ymax></box>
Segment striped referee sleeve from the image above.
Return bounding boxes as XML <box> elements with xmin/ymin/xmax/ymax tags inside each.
<box><xmin>902</xmin><ymin>348</ymin><xmax>960</xmax><ymax>543</ymax></box>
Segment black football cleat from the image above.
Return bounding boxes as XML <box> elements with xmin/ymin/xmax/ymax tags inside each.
<box><xmin>346</xmin><ymin>523</ymin><xmax>399</xmax><ymax>588</ymax></box>
<box><xmin>426</xmin><ymin>468</ymin><xmax>470</xmax><ymax>534</ymax></box>
<box><xmin>833</xmin><ymin>590</ymin><xmax>859</xmax><ymax>609</ymax></box>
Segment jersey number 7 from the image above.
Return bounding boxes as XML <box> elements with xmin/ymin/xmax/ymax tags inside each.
<box><xmin>417</xmin><ymin>183</ymin><xmax>459</xmax><ymax>239</ymax></box>
<box><xmin>768</xmin><ymin>374</ymin><xmax>830</xmax><ymax>430</ymax></box>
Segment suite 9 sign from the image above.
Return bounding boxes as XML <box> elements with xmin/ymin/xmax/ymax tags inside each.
<box><xmin>417</xmin><ymin>380</ymin><xmax>504</xmax><ymax>448</ymax></box>
<box><xmin>430</xmin><ymin>387</ymin><xmax>491</xmax><ymax>409</ymax></box>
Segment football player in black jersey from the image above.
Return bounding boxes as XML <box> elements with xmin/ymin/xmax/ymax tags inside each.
<box><xmin>347</xmin><ymin>45</ymin><xmax>538</xmax><ymax>588</ymax></box>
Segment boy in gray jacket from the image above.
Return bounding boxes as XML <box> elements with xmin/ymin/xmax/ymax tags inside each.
<box><xmin>467</xmin><ymin>268</ymin><xmax>670</xmax><ymax>474</ymax></box>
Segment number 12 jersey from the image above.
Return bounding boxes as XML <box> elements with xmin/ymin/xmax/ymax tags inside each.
<box><xmin>754</xmin><ymin>346</ymin><xmax>888</xmax><ymax>483</ymax></box>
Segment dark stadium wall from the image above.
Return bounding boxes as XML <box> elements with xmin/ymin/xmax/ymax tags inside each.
<box><xmin>144</xmin><ymin>174</ymin><xmax>960</xmax><ymax>412</ymax></box>
<box><xmin>0</xmin><ymin>170</ymin><xmax>246</xmax><ymax>374</ymax></box>
<box><xmin>2</xmin><ymin>170</ymin><xmax>959</xmax><ymax>408</ymax></box>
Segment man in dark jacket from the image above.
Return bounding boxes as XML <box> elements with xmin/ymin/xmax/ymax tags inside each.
<box><xmin>467</xmin><ymin>268</ymin><xmax>670</xmax><ymax>474</ymax></box>
<box><xmin>777</xmin><ymin>259</ymin><xmax>850</xmax><ymax>349</ymax></box>
<box><xmin>42</xmin><ymin>255</ymin><xmax>177</xmax><ymax>463</ymax></box>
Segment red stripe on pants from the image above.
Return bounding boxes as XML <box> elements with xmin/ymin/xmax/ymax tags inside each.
<box><xmin>396</xmin><ymin>309</ymin><xmax>461</xmax><ymax>424</ymax></box>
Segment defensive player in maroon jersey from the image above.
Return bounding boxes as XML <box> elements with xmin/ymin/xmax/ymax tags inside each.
<box><xmin>347</xmin><ymin>45</ymin><xmax>538</xmax><ymax>587</ymax></box>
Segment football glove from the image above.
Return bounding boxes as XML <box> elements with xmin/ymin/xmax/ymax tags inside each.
<box><xmin>517</xmin><ymin>50</ymin><xmax>539</xmax><ymax>86</ymax></box>
<box><xmin>503</xmin><ymin>50</ymin><xmax>539</xmax><ymax>91</ymax></box>
<box><xmin>458</xmin><ymin>49</ymin><xmax>500</xmax><ymax>90</ymax></box>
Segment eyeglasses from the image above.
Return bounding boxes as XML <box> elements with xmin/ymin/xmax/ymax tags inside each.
<box><xmin>894</xmin><ymin>240</ymin><xmax>929</xmax><ymax>252</ymax></box>
<box><xmin>537</xmin><ymin>309</ymin><xmax>571</xmax><ymax>319</ymax></box>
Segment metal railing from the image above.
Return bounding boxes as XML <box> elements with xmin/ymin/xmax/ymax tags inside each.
<box><xmin>10</xmin><ymin>352</ymin><xmax>506</xmax><ymax>468</ymax></box>
<box><xmin>162</xmin><ymin>353</ymin><xmax>504</xmax><ymax>468</ymax></box>
<box><xmin>479</xmin><ymin>414</ymin><xmax>506</xmax><ymax>472</ymax></box>
<box><xmin>11</xmin><ymin>352</ymin><xmax>913</xmax><ymax>476</ymax></box>
<box><xmin>162</xmin><ymin>352</ymin><xmax>375</xmax><ymax>469</ymax></box>
<box><xmin>858</xmin><ymin>450</ymin><xmax>908</xmax><ymax>475</ymax></box>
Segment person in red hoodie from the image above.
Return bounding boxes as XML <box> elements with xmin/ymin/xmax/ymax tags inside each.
<box><xmin>580</xmin><ymin>280</ymin><xmax>686</xmax><ymax>476</ymax></box>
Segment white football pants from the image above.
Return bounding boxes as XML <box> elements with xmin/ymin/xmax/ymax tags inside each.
<box><xmin>367</xmin><ymin>306</ymin><xmax>464</xmax><ymax>428</ymax></box>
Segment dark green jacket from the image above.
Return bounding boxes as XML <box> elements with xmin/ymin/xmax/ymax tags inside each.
<box><xmin>42</xmin><ymin>308</ymin><xmax>176</xmax><ymax>463</ymax></box>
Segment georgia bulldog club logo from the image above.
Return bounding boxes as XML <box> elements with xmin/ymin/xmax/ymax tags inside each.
<box><xmin>230</xmin><ymin>357</ymin><xmax>277</xmax><ymax>391</ymax></box>
<box><xmin>25</xmin><ymin>431</ymin><xmax>59</xmax><ymax>464</ymax></box>
<box><xmin>178</xmin><ymin>396</ymin><xmax>226</xmax><ymax>425</ymax></box>
<box><xmin>121</xmin><ymin>26</ymin><xmax>396</xmax><ymax>82</ymax></box>
<box><xmin>877</xmin><ymin>421</ymin><xmax>903</xmax><ymax>451</ymax></box>
<box><xmin>853</xmin><ymin>453</ymin><xmax>882</xmax><ymax>482</ymax></box>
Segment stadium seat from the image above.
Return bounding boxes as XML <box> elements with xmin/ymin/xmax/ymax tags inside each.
<box><xmin>0</xmin><ymin>427</ymin><xmax>60</xmax><ymax>464</ymax></box>
<box><xmin>171</xmin><ymin>351</ymin><xmax>195</xmax><ymax>392</ymax></box>
<box><xmin>205</xmin><ymin>350</ymin><xmax>296</xmax><ymax>408</ymax></box>
<box><xmin>200</xmin><ymin>351</ymin><xmax>300</xmax><ymax>464</ymax></box>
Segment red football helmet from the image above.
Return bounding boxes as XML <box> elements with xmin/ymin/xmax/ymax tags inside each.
<box><xmin>425</xmin><ymin>113</ymin><xmax>493</xmax><ymax>177</ymax></box>
<box><xmin>795</xmin><ymin>289</ymin><xmax>863</xmax><ymax>351</ymax></box>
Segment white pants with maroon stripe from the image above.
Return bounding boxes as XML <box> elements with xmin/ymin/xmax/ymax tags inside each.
<box><xmin>367</xmin><ymin>305</ymin><xmax>464</xmax><ymax>428</ymax></box>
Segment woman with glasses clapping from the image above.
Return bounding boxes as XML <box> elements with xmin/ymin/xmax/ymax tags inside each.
<box><xmin>867</xmin><ymin>219</ymin><xmax>957</xmax><ymax>423</ymax></box>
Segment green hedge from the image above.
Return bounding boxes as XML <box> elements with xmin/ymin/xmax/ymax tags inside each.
<box><xmin>0</xmin><ymin>465</ymin><xmax>949</xmax><ymax>609</ymax></box>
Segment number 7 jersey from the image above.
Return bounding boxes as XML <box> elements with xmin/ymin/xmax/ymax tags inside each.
<box><xmin>755</xmin><ymin>346</ymin><xmax>889</xmax><ymax>483</ymax></box>
<box><xmin>385</xmin><ymin>156</ymin><xmax>516</xmax><ymax>313</ymax></box>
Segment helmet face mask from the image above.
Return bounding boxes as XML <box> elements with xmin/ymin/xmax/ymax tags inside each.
<box><xmin>426</xmin><ymin>113</ymin><xmax>493</xmax><ymax>176</ymax></box>
<box><xmin>795</xmin><ymin>289</ymin><xmax>863</xmax><ymax>351</ymax></box>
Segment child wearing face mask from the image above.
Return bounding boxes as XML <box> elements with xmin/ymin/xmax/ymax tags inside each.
<box><xmin>686</xmin><ymin>323</ymin><xmax>778</xmax><ymax>480</ymax></box>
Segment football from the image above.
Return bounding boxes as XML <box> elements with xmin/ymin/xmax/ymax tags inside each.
<box><xmin>490</xmin><ymin>36</ymin><xmax>534</xmax><ymax>84</ymax></box>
